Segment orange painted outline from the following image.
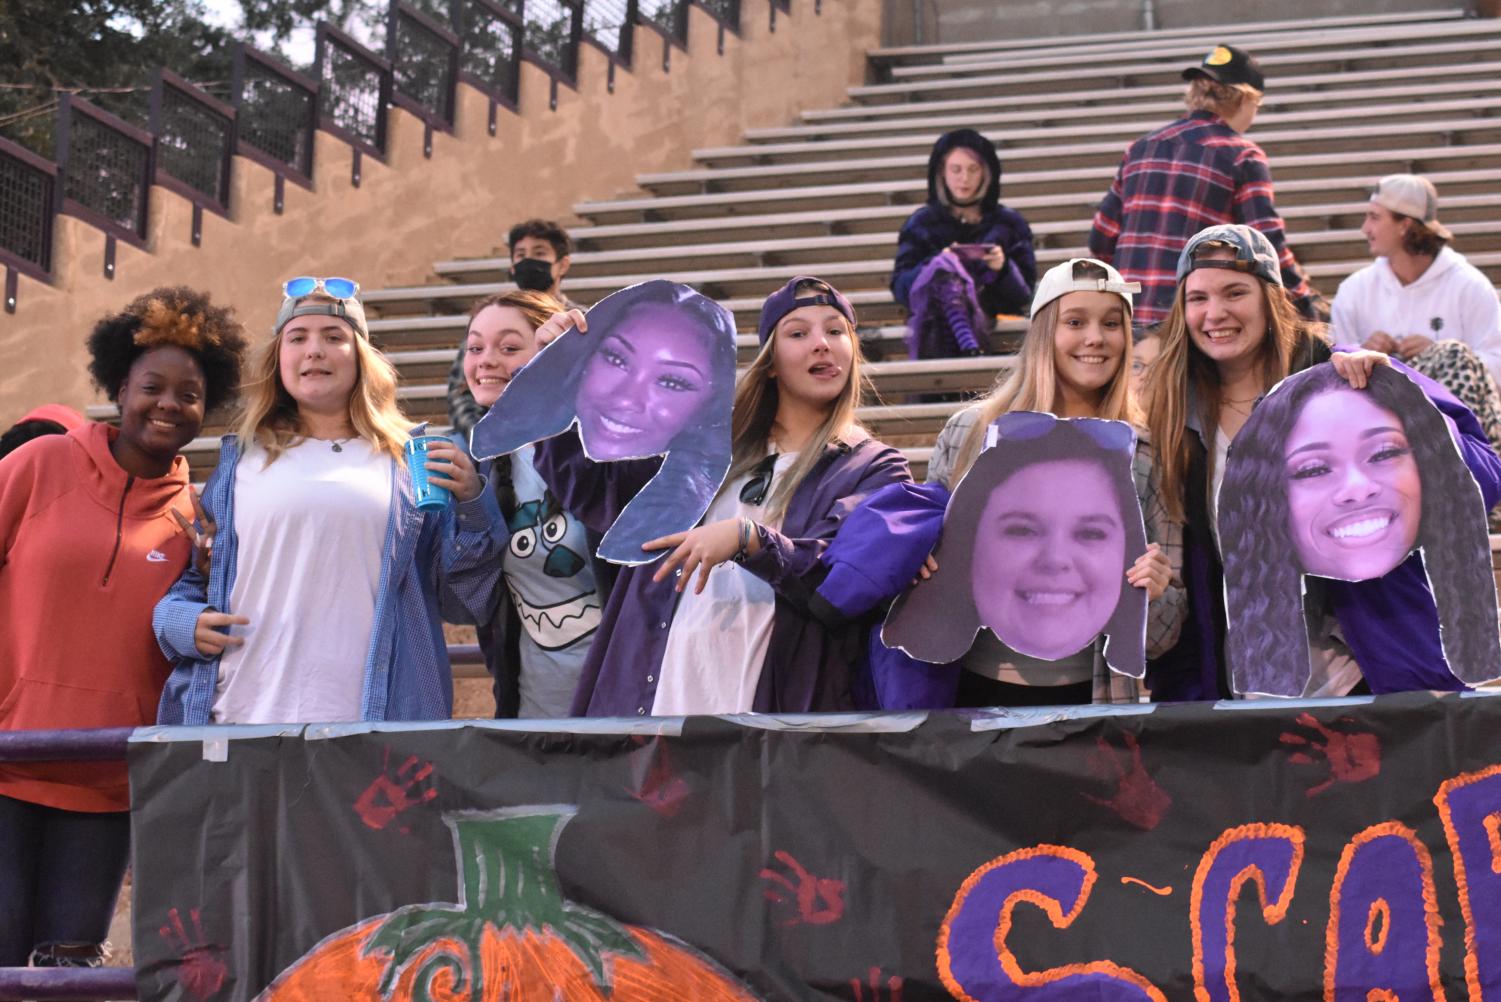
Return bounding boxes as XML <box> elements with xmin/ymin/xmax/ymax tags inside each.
<box><xmin>1364</xmin><ymin>900</ymin><xmax>1391</xmax><ymax>956</ymax></box>
<box><xmin>936</xmin><ymin>844</ymin><xmax>1166</xmax><ymax>1002</ymax></box>
<box><xmin>1433</xmin><ymin>763</ymin><xmax>1501</xmax><ymax>1002</ymax></box>
<box><xmin>1120</xmin><ymin>877</ymin><xmax>1174</xmax><ymax>897</ymax></box>
<box><xmin>1485</xmin><ymin>814</ymin><xmax>1501</xmax><ymax>876</ymax></box>
<box><xmin>1190</xmin><ymin>823</ymin><xmax>1306</xmax><ymax>1002</ymax></box>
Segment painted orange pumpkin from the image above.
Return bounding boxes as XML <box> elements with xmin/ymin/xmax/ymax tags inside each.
<box><xmin>257</xmin><ymin>807</ymin><xmax>758</xmax><ymax>1002</ymax></box>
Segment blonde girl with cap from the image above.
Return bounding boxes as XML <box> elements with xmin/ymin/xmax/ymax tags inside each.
<box><xmin>920</xmin><ymin>257</ymin><xmax>1183</xmax><ymax>706</ymax></box>
<box><xmin>154</xmin><ymin>278</ymin><xmax>508</xmax><ymax>725</ymax></box>
<box><xmin>530</xmin><ymin>276</ymin><xmax>911</xmax><ymax>716</ymax></box>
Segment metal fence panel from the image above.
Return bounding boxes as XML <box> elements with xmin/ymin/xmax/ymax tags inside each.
<box><xmin>317</xmin><ymin>24</ymin><xmax>391</xmax><ymax>155</ymax></box>
<box><xmin>0</xmin><ymin>138</ymin><xmax>56</xmax><ymax>277</ymax></box>
<box><xmin>391</xmin><ymin>3</ymin><xmax>461</xmax><ymax>127</ymax></box>
<box><xmin>584</xmin><ymin>0</ymin><xmax>636</xmax><ymax>59</ymax></box>
<box><xmin>232</xmin><ymin>45</ymin><xmax>317</xmax><ymax>182</ymax></box>
<box><xmin>693</xmin><ymin>0</ymin><xmax>740</xmax><ymax>30</ymax></box>
<box><xmin>150</xmin><ymin>70</ymin><xmax>235</xmax><ymax>210</ymax></box>
<box><xmin>522</xmin><ymin>0</ymin><xmax>583</xmax><ymax>81</ymax></box>
<box><xmin>455</xmin><ymin>0</ymin><xmax>524</xmax><ymax>106</ymax></box>
<box><xmin>640</xmin><ymin>0</ymin><xmax>688</xmax><ymax>45</ymax></box>
<box><xmin>56</xmin><ymin>95</ymin><xmax>153</xmax><ymax>242</ymax></box>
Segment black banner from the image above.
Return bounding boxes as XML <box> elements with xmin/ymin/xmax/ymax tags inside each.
<box><xmin>130</xmin><ymin>692</ymin><xmax>1501</xmax><ymax>1000</ymax></box>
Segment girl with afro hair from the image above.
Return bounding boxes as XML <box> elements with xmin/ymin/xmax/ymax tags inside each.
<box><xmin>0</xmin><ymin>286</ymin><xmax>245</xmax><ymax>970</ymax></box>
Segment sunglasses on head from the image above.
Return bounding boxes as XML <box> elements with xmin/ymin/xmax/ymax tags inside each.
<box><xmin>739</xmin><ymin>452</ymin><xmax>780</xmax><ymax>506</ymax></box>
<box><xmin>989</xmin><ymin>411</ymin><xmax>1136</xmax><ymax>454</ymax></box>
<box><xmin>283</xmin><ymin>276</ymin><xmax>360</xmax><ymax>300</ymax></box>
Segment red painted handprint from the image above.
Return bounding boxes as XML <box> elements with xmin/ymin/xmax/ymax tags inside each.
<box><xmin>627</xmin><ymin>734</ymin><xmax>690</xmax><ymax>817</ymax></box>
<box><xmin>353</xmin><ymin>747</ymin><xmax>438</xmax><ymax>832</ymax></box>
<box><xmin>158</xmin><ymin>907</ymin><xmax>227</xmax><ymax>1002</ymax></box>
<box><xmin>1081</xmin><ymin>731</ymin><xmax>1172</xmax><ymax>831</ymax></box>
<box><xmin>850</xmin><ymin>966</ymin><xmax>904</xmax><ymax>1001</ymax></box>
<box><xmin>760</xmin><ymin>850</ymin><xmax>846</xmax><ymax>927</ymax></box>
<box><xmin>1279</xmin><ymin>711</ymin><xmax>1380</xmax><ymax>797</ymax></box>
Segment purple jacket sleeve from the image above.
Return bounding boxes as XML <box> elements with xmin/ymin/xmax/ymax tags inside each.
<box><xmin>815</xmin><ymin>480</ymin><xmax>951</xmax><ymax>619</ymax></box>
<box><xmin>740</xmin><ymin>444</ymin><xmax>912</xmax><ymax>598</ymax></box>
<box><xmin>1363</xmin><ymin>350</ymin><xmax>1501</xmax><ymax>508</ymax></box>
<box><xmin>530</xmin><ymin>429</ymin><xmax>664</xmax><ymax>537</ymax></box>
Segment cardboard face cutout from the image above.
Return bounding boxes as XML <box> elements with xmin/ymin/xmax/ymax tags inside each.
<box><xmin>882</xmin><ymin>412</ymin><xmax>1149</xmax><ymax>678</ymax></box>
<box><xmin>1218</xmin><ymin>361</ymin><xmax>1501</xmax><ymax>697</ymax></box>
<box><xmin>470</xmin><ymin>280</ymin><xmax>737</xmax><ymax>565</ymax></box>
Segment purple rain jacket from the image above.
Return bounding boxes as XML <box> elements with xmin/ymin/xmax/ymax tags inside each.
<box><xmin>1151</xmin><ymin>343</ymin><xmax>1501</xmax><ymax>701</ymax></box>
<box><xmin>533</xmin><ymin>429</ymin><xmax>911</xmax><ymax>717</ymax></box>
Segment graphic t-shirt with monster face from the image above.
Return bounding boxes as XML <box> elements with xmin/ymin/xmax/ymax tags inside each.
<box><xmin>503</xmin><ymin>446</ymin><xmax>603</xmax><ymax>717</ymax></box>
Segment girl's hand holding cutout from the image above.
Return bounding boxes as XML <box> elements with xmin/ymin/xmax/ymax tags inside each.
<box><xmin>1125</xmin><ymin>543</ymin><xmax>1171</xmax><ymax>603</ymax></box>
<box><xmin>1330</xmin><ymin>349</ymin><xmax>1391</xmax><ymax>390</ymax></box>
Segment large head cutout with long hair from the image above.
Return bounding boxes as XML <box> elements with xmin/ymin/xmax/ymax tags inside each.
<box><xmin>470</xmin><ymin>280</ymin><xmax>737</xmax><ymax>564</ymax></box>
<box><xmin>1219</xmin><ymin>362</ymin><xmax>1501</xmax><ymax>696</ymax></box>
<box><xmin>883</xmin><ymin>411</ymin><xmax>1149</xmax><ymax>677</ymax></box>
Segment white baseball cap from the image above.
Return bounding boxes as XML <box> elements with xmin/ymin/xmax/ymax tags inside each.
<box><xmin>1030</xmin><ymin>258</ymin><xmax>1141</xmax><ymax>318</ymax></box>
<box><xmin>1371</xmin><ymin>174</ymin><xmax>1453</xmax><ymax>241</ymax></box>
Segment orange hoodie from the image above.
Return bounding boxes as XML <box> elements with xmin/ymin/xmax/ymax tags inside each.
<box><xmin>0</xmin><ymin>422</ymin><xmax>193</xmax><ymax>812</ymax></box>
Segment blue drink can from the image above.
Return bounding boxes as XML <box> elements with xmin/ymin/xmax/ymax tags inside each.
<box><xmin>404</xmin><ymin>435</ymin><xmax>453</xmax><ymax>513</ymax></box>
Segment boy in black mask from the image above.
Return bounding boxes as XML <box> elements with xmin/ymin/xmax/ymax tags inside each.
<box><xmin>448</xmin><ymin>219</ymin><xmax>577</xmax><ymax>435</ymax></box>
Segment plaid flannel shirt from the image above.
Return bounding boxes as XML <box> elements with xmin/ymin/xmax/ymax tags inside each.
<box><xmin>1089</xmin><ymin>111</ymin><xmax>1314</xmax><ymax>328</ymax></box>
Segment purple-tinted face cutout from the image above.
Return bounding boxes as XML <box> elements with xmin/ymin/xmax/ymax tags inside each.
<box><xmin>1282</xmin><ymin>388</ymin><xmax>1422</xmax><ymax>581</ymax></box>
<box><xmin>575</xmin><ymin>304</ymin><xmax>715</xmax><ymax>461</ymax></box>
<box><xmin>970</xmin><ymin>459</ymin><xmax>1128</xmax><ymax>660</ymax></box>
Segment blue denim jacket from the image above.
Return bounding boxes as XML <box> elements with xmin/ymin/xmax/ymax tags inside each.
<box><xmin>153</xmin><ymin>432</ymin><xmax>507</xmax><ymax>725</ymax></box>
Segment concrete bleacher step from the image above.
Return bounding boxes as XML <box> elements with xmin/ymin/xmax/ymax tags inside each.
<box><xmin>570</xmin><ymin>167</ymin><xmax>1501</xmax><ymax>233</ymax></box>
<box><xmin>539</xmin><ymin>189</ymin><xmax>1501</xmax><ymax>260</ymax></box>
<box><xmin>706</xmin><ymin>96</ymin><xmax>1501</xmax><ymax>166</ymax></box>
<box><xmin>635</xmin><ymin>121</ymin><xmax>1501</xmax><ymax>196</ymax></box>
<box><xmin>866</xmin><ymin>9</ymin><xmax>1464</xmax><ymax>63</ymax></box>
<box><xmin>374</xmin><ymin>227</ymin><xmax>1501</xmax><ymax>323</ymax></box>
<box><xmin>888</xmin><ymin>18</ymin><xmax>1501</xmax><ymax>80</ymax></box>
<box><xmin>805</xmin><ymin>59</ymin><xmax>1501</xmax><ymax>126</ymax></box>
<box><xmin>749</xmin><ymin>77</ymin><xmax>1501</xmax><ymax>143</ymax></box>
<box><xmin>848</xmin><ymin>34</ymin><xmax>1501</xmax><ymax>102</ymax></box>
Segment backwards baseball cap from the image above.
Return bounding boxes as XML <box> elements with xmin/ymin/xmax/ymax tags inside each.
<box><xmin>1371</xmin><ymin>174</ymin><xmax>1453</xmax><ymax>241</ymax></box>
<box><xmin>274</xmin><ymin>280</ymin><xmax>369</xmax><ymax>340</ymax></box>
<box><xmin>757</xmin><ymin>276</ymin><xmax>857</xmax><ymax>346</ymax></box>
<box><xmin>1176</xmin><ymin>224</ymin><xmax>1282</xmax><ymax>287</ymax></box>
<box><xmin>1182</xmin><ymin>44</ymin><xmax>1265</xmax><ymax>93</ymax></box>
<box><xmin>1031</xmin><ymin>258</ymin><xmax>1141</xmax><ymax>318</ymax></box>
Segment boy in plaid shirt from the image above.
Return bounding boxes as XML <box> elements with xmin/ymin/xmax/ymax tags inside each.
<box><xmin>1089</xmin><ymin>44</ymin><xmax>1323</xmax><ymax>329</ymax></box>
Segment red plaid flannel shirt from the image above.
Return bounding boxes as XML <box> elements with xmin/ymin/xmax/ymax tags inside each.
<box><xmin>1089</xmin><ymin>111</ymin><xmax>1314</xmax><ymax>328</ymax></box>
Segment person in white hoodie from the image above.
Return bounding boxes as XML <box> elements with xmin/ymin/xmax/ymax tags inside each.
<box><xmin>1331</xmin><ymin>174</ymin><xmax>1501</xmax><ymax>451</ymax></box>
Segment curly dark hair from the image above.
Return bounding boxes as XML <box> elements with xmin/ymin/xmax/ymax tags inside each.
<box><xmin>883</xmin><ymin>417</ymin><xmax>1149</xmax><ymax>679</ymax></box>
<box><xmin>1219</xmin><ymin>362</ymin><xmax>1500</xmax><ymax>695</ymax></box>
<box><xmin>86</xmin><ymin>286</ymin><xmax>248</xmax><ymax>414</ymax></box>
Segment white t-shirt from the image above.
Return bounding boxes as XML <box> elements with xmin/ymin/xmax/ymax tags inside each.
<box><xmin>212</xmin><ymin>439</ymin><xmax>392</xmax><ymax>724</ymax></box>
<box><xmin>1208</xmin><ymin>425</ymin><xmax>1231</xmax><ymax>555</ymax></box>
<box><xmin>652</xmin><ymin>453</ymin><xmax>798</xmax><ymax>716</ymax></box>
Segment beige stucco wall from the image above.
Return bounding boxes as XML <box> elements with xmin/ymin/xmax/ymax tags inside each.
<box><xmin>0</xmin><ymin>1</ymin><xmax>882</xmax><ymax>425</ymax></box>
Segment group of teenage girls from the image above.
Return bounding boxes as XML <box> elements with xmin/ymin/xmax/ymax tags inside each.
<box><xmin>2</xmin><ymin>214</ymin><xmax>1498</xmax><ymax>964</ymax></box>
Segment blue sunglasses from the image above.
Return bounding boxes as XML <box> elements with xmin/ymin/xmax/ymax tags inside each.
<box><xmin>989</xmin><ymin>411</ymin><xmax>1136</xmax><ymax>454</ymax></box>
<box><xmin>283</xmin><ymin>276</ymin><xmax>360</xmax><ymax>300</ymax></box>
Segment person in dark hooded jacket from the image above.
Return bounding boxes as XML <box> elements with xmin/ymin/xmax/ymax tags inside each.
<box><xmin>890</xmin><ymin>129</ymin><xmax>1037</xmax><ymax>359</ymax></box>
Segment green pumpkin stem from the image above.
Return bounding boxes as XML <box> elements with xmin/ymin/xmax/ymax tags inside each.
<box><xmin>365</xmin><ymin>807</ymin><xmax>645</xmax><ymax>998</ymax></box>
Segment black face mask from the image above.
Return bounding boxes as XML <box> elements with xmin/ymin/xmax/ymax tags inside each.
<box><xmin>512</xmin><ymin>257</ymin><xmax>555</xmax><ymax>292</ymax></box>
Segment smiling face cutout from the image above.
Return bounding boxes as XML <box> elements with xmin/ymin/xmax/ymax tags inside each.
<box><xmin>1282</xmin><ymin>388</ymin><xmax>1422</xmax><ymax>580</ymax></box>
<box><xmin>970</xmin><ymin>459</ymin><xmax>1128</xmax><ymax>660</ymax></box>
<box><xmin>574</xmin><ymin>304</ymin><xmax>715</xmax><ymax>461</ymax></box>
